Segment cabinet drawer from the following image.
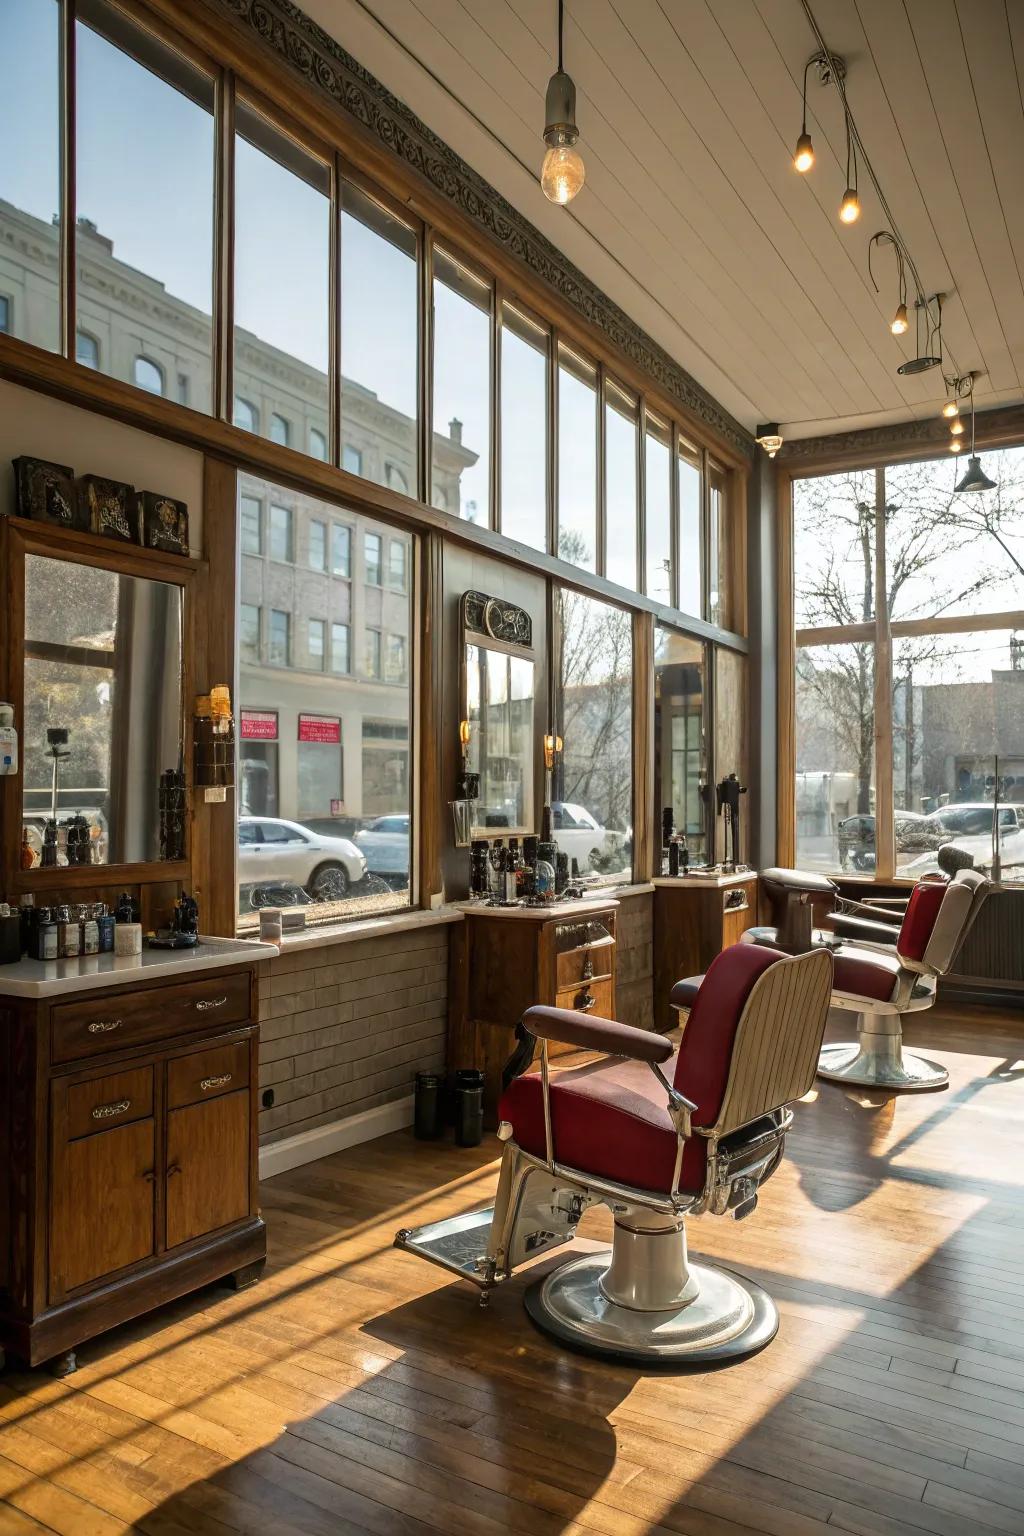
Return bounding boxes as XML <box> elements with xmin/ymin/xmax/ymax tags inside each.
<box><xmin>168</xmin><ymin>1039</ymin><xmax>250</xmax><ymax>1110</ymax></box>
<box><xmin>553</xmin><ymin>976</ymin><xmax>614</xmax><ymax>1019</ymax></box>
<box><xmin>52</xmin><ymin>970</ymin><xmax>252</xmax><ymax>1064</ymax></box>
<box><xmin>65</xmin><ymin>1066</ymin><xmax>153</xmax><ymax>1141</ymax></box>
<box><xmin>556</xmin><ymin>940</ymin><xmax>614</xmax><ymax>991</ymax></box>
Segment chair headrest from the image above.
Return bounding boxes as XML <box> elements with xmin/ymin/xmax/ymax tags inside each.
<box><xmin>760</xmin><ymin>867</ymin><xmax>837</xmax><ymax>897</ymax></box>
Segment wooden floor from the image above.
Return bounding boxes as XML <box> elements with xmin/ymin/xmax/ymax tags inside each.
<box><xmin>1</xmin><ymin>1002</ymin><xmax>1023</xmax><ymax>1536</ymax></box>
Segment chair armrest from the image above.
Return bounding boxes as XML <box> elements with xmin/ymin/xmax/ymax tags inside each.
<box><xmin>523</xmin><ymin>1005</ymin><xmax>674</xmax><ymax>1064</ymax></box>
<box><xmin>836</xmin><ymin>895</ymin><xmax>904</xmax><ymax>924</ymax></box>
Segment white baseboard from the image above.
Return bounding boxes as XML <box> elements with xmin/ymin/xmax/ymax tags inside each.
<box><xmin>259</xmin><ymin>1094</ymin><xmax>414</xmax><ymax>1180</ymax></box>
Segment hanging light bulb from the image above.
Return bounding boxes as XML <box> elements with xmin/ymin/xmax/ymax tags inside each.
<box><xmin>949</xmin><ymin>417</ymin><xmax>964</xmax><ymax>436</ymax></box>
<box><xmin>942</xmin><ymin>399</ymin><xmax>959</xmax><ymax>419</ymax></box>
<box><xmin>794</xmin><ymin>132</ymin><xmax>814</xmax><ymax>173</ymax></box>
<box><xmin>540</xmin><ymin>1</ymin><xmax>585</xmax><ymax>205</ymax></box>
<box><xmin>839</xmin><ymin>188</ymin><xmax>861</xmax><ymax>224</ymax></box>
<box><xmin>839</xmin><ymin>109</ymin><xmax>860</xmax><ymax>223</ymax></box>
<box><xmin>755</xmin><ymin>422</ymin><xmax>784</xmax><ymax>458</ymax></box>
<box><xmin>949</xmin><ymin>439</ymin><xmax>963</xmax><ymax>454</ymax></box>
<box><xmin>890</xmin><ymin>303</ymin><xmax>909</xmax><ymax>335</ymax></box>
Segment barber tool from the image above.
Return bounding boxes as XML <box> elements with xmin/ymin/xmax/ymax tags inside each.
<box><xmin>469</xmin><ymin>840</ymin><xmax>489</xmax><ymax>899</ymax></box>
<box><xmin>150</xmin><ymin>893</ymin><xmax>200</xmax><ymax>949</ymax></box>
<box><xmin>715</xmin><ymin>772</ymin><xmax>748</xmax><ymax>870</ymax></box>
<box><xmin>115</xmin><ymin>891</ymin><xmax>141</xmax><ymax>925</ymax></box>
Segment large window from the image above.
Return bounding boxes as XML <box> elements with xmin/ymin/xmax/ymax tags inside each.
<box><xmin>2</xmin><ymin>0</ymin><xmax>62</xmax><ymax>352</ymax></box>
<box><xmin>557</xmin><ymin>345</ymin><xmax>598</xmax><ymax>571</ymax></box>
<box><xmin>792</xmin><ymin>447</ymin><xmax>1024</xmax><ymax>879</ymax></box>
<box><xmin>432</xmin><ymin>246</ymin><xmax>491</xmax><ymax>525</ymax></box>
<box><xmin>76</xmin><ymin>3</ymin><xmax>215</xmax><ymax>407</ymax></box>
<box><xmin>654</xmin><ymin>626</ymin><xmax>708</xmax><ymax>863</ymax></box>
<box><xmin>234</xmin><ymin>103</ymin><xmax>330</xmax><ymax>457</ymax></box>
<box><xmin>341</xmin><ymin>181</ymin><xmax>418</xmax><ymax>495</ymax></box>
<box><xmin>500</xmin><ymin>304</ymin><xmax>548</xmax><ymax>552</ymax></box>
<box><xmin>645</xmin><ymin>414</ymin><xmax>672</xmax><ymax>604</ymax></box>
<box><xmin>677</xmin><ymin>441</ymin><xmax>702</xmax><ymax>618</ymax></box>
<box><xmin>238</xmin><ymin>477</ymin><xmax>415</xmax><ymax>926</ymax></box>
<box><xmin>605</xmin><ymin>381</ymin><xmax>639</xmax><ymax>591</ymax></box>
<box><xmin>553</xmin><ymin>589</ymin><xmax>633</xmax><ymax>882</ymax></box>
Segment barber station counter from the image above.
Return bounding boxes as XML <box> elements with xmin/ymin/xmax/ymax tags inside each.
<box><xmin>449</xmin><ymin>897</ymin><xmax>620</xmax><ymax>1126</ymax></box>
<box><xmin>653</xmin><ymin>870</ymin><xmax>759</xmax><ymax>1031</ymax></box>
<box><xmin>0</xmin><ymin>935</ymin><xmax>277</xmax><ymax>1376</ymax></box>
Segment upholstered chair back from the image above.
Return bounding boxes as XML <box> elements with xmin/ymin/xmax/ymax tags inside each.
<box><xmin>897</xmin><ymin>869</ymin><xmax>989</xmax><ymax>976</ymax></box>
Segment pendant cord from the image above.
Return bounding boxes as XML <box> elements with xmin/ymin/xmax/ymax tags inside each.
<box><xmin>558</xmin><ymin>0</ymin><xmax>564</xmax><ymax>73</ymax></box>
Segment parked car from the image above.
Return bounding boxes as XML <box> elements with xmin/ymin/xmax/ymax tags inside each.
<box><xmin>837</xmin><ymin>810</ymin><xmax>942</xmax><ymax>871</ymax></box>
<box><xmin>354</xmin><ymin>814</ymin><xmax>411</xmax><ymax>879</ymax></box>
<box><xmin>552</xmin><ymin>801</ymin><xmax>615</xmax><ymax>875</ymax></box>
<box><xmin>902</xmin><ymin>803</ymin><xmax>1024</xmax><ymax>875</ymax></box>
<box><xmin>238</xmin><ymin>817</ymin><xmax>366</xmax><ymax>900</ymax></box>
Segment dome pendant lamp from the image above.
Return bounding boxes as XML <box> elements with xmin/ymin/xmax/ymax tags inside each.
<box><xmin>540</xmin><ymin>0</ymin><xmax>585</xmax><ymax>205</ymax></box>
<box><xmin>955</xmin><ymin>383</ymin><xmax>996</xmax><ymax>493</ymax></box>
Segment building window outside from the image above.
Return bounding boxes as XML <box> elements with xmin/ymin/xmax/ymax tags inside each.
<box><xmin>240</xmin><ymin>603</ymin><xmax>261</xmax><ymax>663</ymax></box>
<box><xmin>234</xmin><ymin>397</ymin><xmax>258</xmax><ymax>433</ymax></box>
<box><xmin>365</xmin><ymin>532</ymin><xmax>382</xmax><ymax>585</ymax></box>
<box><xmin>309</xmin><ymin>519</ymin><xmax>327</xmax><ymax>571</ymax></box>
<box><xmin>133</xmin><ymin>355</ymin><xmax>164</xmax><ymax>395</ymax></box>
<box><xmin>237</xmin><ymin>477</ymin><xmax>414</xmax><ymax>927</ymax></box>
<box><xmin>385</xmin><ymin>463</ymin><xmax>410</xmax><ymax>496</ymax></box>
<box><xmin>0</xmin><ymin>296</ymin><xmax>10</xmax><ymax>334</ymax></box>
<box><xmin>331</xmin><ymin>621</ymin><xmax>350</xmax><ymax>674</ymax></box>
<box><xmin>240</xmin><ymin>494</ymin><xmax>262</xmax><ymax>555</ymax></box>
<box><xmin>269</xmin><ymin>503</ymin><xmax>293</xmax><ymax>563</ymax></box>
<box><xmin>386</xmin><ymin>634</ymin><xmax>407</xmax><ymax>683</ymax></box>
<box><xmin>388</xmin><ymin>539</ymin><xmax>407</xmax><ymax>590</ymax></box>
<box><xmin>308</xmin><ymin>617</ymin><xmax>326</xmax><ymax>671</ymax></box>
<box><xmin>552</xmin><ymin>588</ymin><xmax>633</xmax><ymax>882</ymax></box>
<box><xmin>270</xmin><ymin>412</ymin><xmax>290</xmax><ymax>446</ymax></box>
<box><xmin>791</xmin><ymin>449</ymin><xmax>1024</xmax><ymax>879</ymax></box>
<box><xmin>309</xmin><ymin>427</ymin><xmax>327</xmax><ymax>460</ymax></box>
<box><xmin>343</xmin><ymin>444</ymin><xmax>362</xmax><ymax>475</ymax></box>
<box><xmin>76</xmin><ymin>331</ymin><xmax>99</xmax><ymax>368</ymax></box>
<box><xmin>269</xmin><ymin>608</ymin><xmax>291</xmax><ymax>667</ymax></box>
<box><xmin>332</xmin><ymin>523</ymin><xmax>351</xmax><ymax>578</ymax></box>
<box><xmin>365</xmin><ymin>628</ymin><xmax>382</xmax><ymax>678</ymax></box>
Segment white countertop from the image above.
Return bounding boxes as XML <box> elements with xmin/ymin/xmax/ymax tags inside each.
<box><xmin>453</xmin><ymin>896</ymin><xmax>620</xmax><ymax>919</ymax></box>
<box><xmin>653</xmin><ymin>870</ymin><xmax>756</xmax><ymax>889</ymax></box>
<box><xmin>0</xmin><ymin>936</ymin><xmax>278</xmax><ymax>1000</ymax></box>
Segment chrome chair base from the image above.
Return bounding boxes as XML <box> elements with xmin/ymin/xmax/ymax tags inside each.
<box><xmin>817</xmin><ymin>1040</ymin><xmax>948</xmax><ymax>1091</ymax></box>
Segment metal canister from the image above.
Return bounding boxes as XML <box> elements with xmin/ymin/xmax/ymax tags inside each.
<box><xmin>453</xmin><ymin>1068</ymin><xmax>484</xmax><ymax>1147</ymax></box>
<box><xmin>413</xmin><ymin>1071</ymin><xmax>443</xmax><ymax>1140</ymax></box>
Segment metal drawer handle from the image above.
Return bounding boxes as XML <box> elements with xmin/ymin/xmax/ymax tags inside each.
<box><xmin>200</xmin><ymin>1073</ymin><xmax>232</xmax><ymax>1091</ymax></box>
<box><xmin>92</xmin><ymin>1098</ymin><xmax>131</xmax><ymax>1121</ymax></box>
<box><xmin>581</xmin><ymin>949</ymin><xmax>594</xmax><ymax>981</ymax></box>
<box><xmin>87</xmin><ymin>1019</ymin><xmax>122</xmax><ymax>1034</ymax></box>
<box><xmin>575</xmin><ymin>990</ymin><xmax>596</xmax><ymax>1014</ymax></box>
<box><xmin>195</xmin><ymin>996</ymin><xmax>228</xmax><ymax>1011</ymax></box>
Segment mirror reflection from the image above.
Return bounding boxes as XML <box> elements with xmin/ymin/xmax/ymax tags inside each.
<box><xmin>465</xmin><ymin>642</ymin><xmax>534</xmax><ymax>833</ymax></box>
<box><xmin>22</xmin><ymin>554</ymin><xmax>184</xmax><ymax>866</ymax></box>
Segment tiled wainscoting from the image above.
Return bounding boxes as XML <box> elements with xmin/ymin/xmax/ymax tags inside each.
<box><xmin>256</xmin><ymin>923</ymin><xmax>449</xmax><ymax>1150</ymax></box>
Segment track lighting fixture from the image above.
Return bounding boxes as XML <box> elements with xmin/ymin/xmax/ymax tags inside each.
<box><xmin>949</xmin><ymin>439</ymin><xmax>963</xmax><ymax>454</ymax></box>
<box><xmin>793</xmin><ymin>57</ymin><xmax>816</xmax><ymax>171</ymax></box>
<box><xmin>949</xmin><ymin>417</ymin><xmax>964</xmax><ymax>436</ymax></box>
<box><xmin>755</xmin><ymin>423</ymin><xmax>784</xmax><ymax>458</ymax></box>
<box><xmin>890</xmin><ymin>303</ymin><xmax>908</xmax><ymax>336</ymax></box>
<box><xmin>540</xmin><ymin>0</ymin><xmax>585</xmax><ymax>205</ymax></box>
<box><xmin>942</xmin><ymin>399</ymin><xmax>959</xmax><ymax>419</ymax></box>
<box><xmin>839</xmin><ymin>187</ymin><xmax>860</xmax><ymax>224</ymax></box>
<box><xmin>838</xmin><ymin>109</ymin><xmax>859</xmax><ymax>223</ymax></box>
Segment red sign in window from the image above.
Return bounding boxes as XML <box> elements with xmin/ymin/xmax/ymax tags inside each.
<box><xmin>240</xmin><ymin>709</ymin><xmax>278</xmax><ymax>740</ymax></box>
<box><xmin>298</xmin><ymin>714</ymin><xmax>341</xmax><ymax>744</ymax></box>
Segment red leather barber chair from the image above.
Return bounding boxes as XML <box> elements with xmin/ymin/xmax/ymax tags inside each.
<box><xmin>729</xmin><ymin>867</ymin><xmax>991</xmax><ymax>1091</ymax></box>
<box><xmin>397</xmin><ymin>944</ymin><xmax>833</xmax><ymax>1367</ymax></box>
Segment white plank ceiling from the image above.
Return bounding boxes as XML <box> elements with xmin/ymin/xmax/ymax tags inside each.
<box><xmin>303</xmin><ymin>0</ymin><xmax>1024</xmax><ymax>439</ymax></box>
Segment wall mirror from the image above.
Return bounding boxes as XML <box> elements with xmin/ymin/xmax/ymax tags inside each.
<box><xmin>21</xmin><ymin>553</ymin><xmax>185</xmax><ymax>867</ymax></box>
<box><xmin>461</xmin><ymin>592</ymin><xmax>535</xmax><ymax>836</ymax></box>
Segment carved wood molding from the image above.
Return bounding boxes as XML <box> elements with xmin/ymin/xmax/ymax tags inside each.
<box><xmin>204</xmin><ymin>0</ymin><xmax>754</xmax><ymax>459</ymax></box>
<box><xmin>779</xmin><ymin>403</ymin><xmax>1024</xmax><ymax>465</ymax></box>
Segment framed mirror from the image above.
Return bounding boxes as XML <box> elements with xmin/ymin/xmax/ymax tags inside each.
<box><xmin>461</xmin><ymin>592</ymin><xmax>535</xmax><ymax>837</ymax></box>
<box><xmin>1</xmin><ymin>519</ymin><xmax>192</xmax><ymax>889</ymax></box>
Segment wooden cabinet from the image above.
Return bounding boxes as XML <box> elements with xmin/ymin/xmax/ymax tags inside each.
<box><xmin>0</xmin><ymin>962</ymin><xmax>265</xmax><ymax>1373</ymax></box>
<box><xmin>653</xmin><ymin>874</ymin><xmax>758</xmax><ymax>1030</ymax></box>
<box><xmin>449</xmin><ymin>900</ymin><xmax>619</xmax><ymax>1126</ymax></box>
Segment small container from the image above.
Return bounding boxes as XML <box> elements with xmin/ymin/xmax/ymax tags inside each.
<box><xmin>453</xmin><ymin>1068</ymin><xmax>484</xmax><ymax>1148</ymax></box>
<box><xmin>57</xmin><ymin>906</ymin><xmax>80</xmax><ymax>959</ymax></box>
<box><xmin>115</xmin><ymin>922</ymin><xmax>142</xmax><ymax>957</ymax></box>
<box><xmin>81</xmin><ymin>904</ymin><xmax>99</xmax><ymax>956</ymax></box>
<box><xmin>413</xmin><ymin>1071</ymin><xmax>443</xmax><ymax>1140</ymax></box>
<box><xmin>259</xmin><ymin>907</ymin><xmax>283</xmax><ymax>944</ymax></box>
<box><xmin>35</xmin><ymin>907</ymin><xmax>58</xmax><ymax>961</ymax></box>
<box><xmin>97</xmin><ymin>906</ymin><xmax>116</xmax><ymax>953</ymax></box>
<box><xmin>0</xmin><ymin>906</ymin><xmax>21</xmax><ymax>965</ymax></box>
<box><xmin>19</xmin><ymin>895</ymin><xmax>35</xmax><ymax>955</ymax></box>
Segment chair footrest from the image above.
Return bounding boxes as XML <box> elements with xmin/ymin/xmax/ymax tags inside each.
<box><xmin>394</xmin><ymin>1208</ymin><xmax>495</xmax><ymax>1286</ymax></box>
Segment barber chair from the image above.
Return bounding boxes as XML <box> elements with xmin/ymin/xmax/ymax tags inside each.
<box><xmin>396</xmin><ymin>944</ymin><xmax>833</xmax><ymax>1367</ymax></box>
<box><xmin>724</xmin><ymin>867</ymin><xmax>990</xmax><ymax>1092</ymax></box>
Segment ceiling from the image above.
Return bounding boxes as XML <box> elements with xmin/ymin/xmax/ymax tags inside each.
<box><xmin>300</xmin><ymin>0</ymin><xmax>1024</xmax><ymax>441</ymax></box>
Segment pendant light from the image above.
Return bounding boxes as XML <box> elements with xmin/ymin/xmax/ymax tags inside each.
<box><xmin>838</xmin><ymin>109</ymin><xmax>859</xmax><ymax>223</ymax></box>
<box><xmin>942</xmin><ymin>398</ymin><xmax>959</xmax><ymax>419</ymax></box>
<box><xmin>793</xmin><ymin>58</ymin><xmax>815</xmax><ymax>171</ymax></box>
<box><xmin>755</xmin><ymin>423</ymin><xmax>784</xmax><ymax>458</ymax></box>
<box><xmin>540</xmin><ymin>0</ymin><xmax>585</xmax><ymax>205</ymax></box>
<box><xmin>954</xmin><ymin>383</ymin><xmax>996</xmax><ymax>493</ymax></box>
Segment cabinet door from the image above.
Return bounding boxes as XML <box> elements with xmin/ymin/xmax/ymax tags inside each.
<box><xmin>166</xmin><ymin>1089</ymin><xmax>250</xmax><ymax>1249</ymax></box>
<box><xmin>50</xmin><ymin>1119</ymin><xmax>156</xmax><ymax>1300</ymax></box>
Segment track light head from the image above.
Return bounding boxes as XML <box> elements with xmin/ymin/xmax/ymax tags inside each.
<box><xmin>949</xmin><ymin>417</ymin><xmax>964</xmax><ymax>436</ymax></box>
<box><xmin>942</xmin><ymin>399</ymin><xmax>959</xmax><ymax>419</ymax></box>
<box><xmin>794</xmin><ymin>132</ymin><xmax>814</xmax><ymax>173</ymax></box>
<box><xmin>755</xmin><ymin>423</ymin><xmax>784</xmax><ymax>458</ymax></box>
<box><xmin>839</xmin><ymin>188</ymin><xmax>860</xmax><ymax>224</ymax></box>
<box><xmin>890</xmin><ymin>303</ymin><xmax>909</xmax><ymax>335</ymax></box>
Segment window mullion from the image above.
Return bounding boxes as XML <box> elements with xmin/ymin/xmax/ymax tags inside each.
<box><xmin>874</xmin><ymin>464</ymin><xmax>895</xmax><ymax>880</ymax></box>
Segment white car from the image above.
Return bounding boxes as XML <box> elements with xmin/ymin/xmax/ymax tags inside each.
<box><xmin>238</xmin><ymin>817</ymin><xmax>366</xmax><ymax>899</ymax></box>
<box><xmin>551</xmin><ymin>801</ymin><xmax>611</xmax><ymax>875</ymax></box>
<box><xmin>901</xmin><ymin>803</ymin><xmax>1024</xmax><ymax>876</ymax></box>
